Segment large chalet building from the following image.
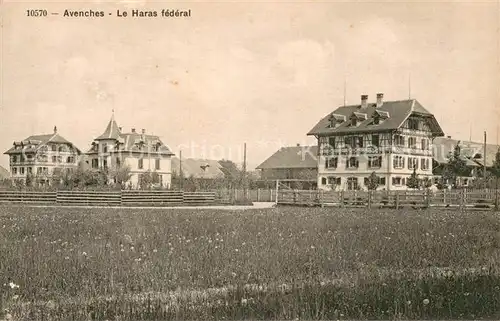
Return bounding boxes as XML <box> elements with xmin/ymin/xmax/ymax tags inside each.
<box><xmin>307</xmin><ymin>93</ymin><xmax>445</xmax><ymax>191</ymax></box>
<box><xmin>3</xmin><ymin>126</ymin><xmax>81</xmax><ymax>184</ymax></box>
<box><xmin>86</xmin><ymin>114</ymin><xmax>175</xmax><ymax>188</ymax></box>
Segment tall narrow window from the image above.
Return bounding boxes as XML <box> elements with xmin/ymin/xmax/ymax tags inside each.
<box><xmin>138</xmin><ymin>158</ymin><xmax>144</xmax><ymax>169</ymax></box>
<box><xmin>155</xmin><ymin>159</ymin><xmax>161</xmax><ymax>170</ymax></box>
<box><xmin>371</xmin><ymin>135</ymin><xmax>380</xmax><ymax>147</ymax></box>
<box><xmin>328</xmin><ymin>137</ymin><xmax>336</xmax><ymax>148</ymax></box>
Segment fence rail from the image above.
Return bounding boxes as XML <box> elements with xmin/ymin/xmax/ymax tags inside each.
<box><xmin>277</xmin><ymin>189</ymin><xmax>500</xmax><ymax>210</ymax></box>
<box><xmin>0</xmin><ymin>190</ymin><xmax>221</xmax><ymax>207</ymax></box>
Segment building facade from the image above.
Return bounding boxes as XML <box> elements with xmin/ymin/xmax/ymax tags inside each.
<box><xmin>307</xmin><ymin>93</ymin><xmax>445</xmax><ymax>191</ymax></box>
<box><xmin>3</xmin><ymin>127</ymin><xmax>81</xmax><ymax>185</ymax></box>
<box><xmin>256</xmin><ymin>145</ymin><xmax>318</xmax><ymax>189</ymax></box>
<box><xmin>86</xmin><ymin>114</ymin><xmax>175</xmax><ymax>189</ymax></box>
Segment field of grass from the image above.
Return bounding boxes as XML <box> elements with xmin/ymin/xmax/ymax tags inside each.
<box><xmin>1</xmin><ymin>205</ymin><xmax>500</xmax><ymax>320</ymax></box>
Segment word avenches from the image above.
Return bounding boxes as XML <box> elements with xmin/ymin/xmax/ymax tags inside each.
<box><xmin>116</xmin><ymin>9</ymin><xmax>191</xmax><ymax>17</ymax></box>
<box><xmin>63</xmin><ymin>9</ymin><xmax>105</xmax><ymax>17</ymax></box>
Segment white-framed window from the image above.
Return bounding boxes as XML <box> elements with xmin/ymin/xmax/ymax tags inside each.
<box><xmin>347</xmin><ymin>177</ymin><xmax>358</xmax><ymax>190</ymax></box>
<box><xmin>394</xmin><ymin>135</ymin><xmax>404</xmax><ymax>146</ymax></box>
<box><xmin>421</xmin><ymin>158</ymin><xmax>430</xmax><ymax>170</ymax></box>
<box><xmin>368</xmin><ymin>156</ymin><xmax>382</xmax><ymax>168</ymax></box>
<box><xmin>408</xmin><ymin>137</ymin><xmax>417</xmax><ymax>149</ymax></box>
<box><xmin>325</xmin><ymin>157</ymin><xmax>338</xmax><ymax>169</ymax></box>
<box><xmin>392</xmin><ymin>177</ymin><xmax>402</xmax><ymax>185</ymax></box>
<box><xmin>12</xmin><ymin>167</ymin><xmax>18</xmax><ymax>175</ymax></box>
<box><xmin>393</xmin><ymin>156</ymin><xmax>405</xmax><ymax>169</ymax></box>
<box><xmin>346</xmin><ymin>157</ymin><xmax>359</xmax><ymax>169</ymax></box>
<box><xmin>327</xmin><ymin>176</ymin><xmax>341</xmax><ymax>185</ymax></box>
<box><xmin>321</xmin><ymin>177</ymin><xmax>327</xmax><ymax>185</ymax></box>
<box><xmin>421</xmin><ymin>139</ymin><xmax>429</xmax><ymax>150</ymax></box>
<box><xmin>20</xmin><ymin>167</ymin><xmax>25</xmax><ymax>175</ymax></box>
<box><xmin>408</xmin><ymin>157</ymin><xmax>419</xmax><ymax>170</ymax></box>
<box><xmin>138</xmin><ymin>158</ymin><xmax>144</xmax><ymax>169</ymax></box>
<box><xmin>155</xmin><ymin>159</ymin><xmax>161</xmax><ymax>170</ymax></box>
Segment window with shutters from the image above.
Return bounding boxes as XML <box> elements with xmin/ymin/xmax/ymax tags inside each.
<box><xmin>325</xmin><ymin>157</ymin><xmax>338</xmax><ymax>169</ymax></box>
<box><xmin>393</xmin><ymin>156</ymin><xmax>405</xmax><ymax>169</ymax></box>
<box><xmin>408</xmin><ymin>157</ymin><xmax>418</xmax><ymax>170</ymax></box>
<box><xmin>394</xmin><ymin>135</ymin><xmax>404</xmax><ymax>147</ymax></box>
<box><xmin>347</xmin><ymin>177</ymin><xmax>358</xmax><ymax>190</ymax></box>
<box><xmin>408</xmin><ymin>137</ymin><xmax>417</xmax><ymax>148</ymax></box>
<box><xmin>368</xmin><ymin>156</ymin><xmax>382</xmax><ymax>168</ymax></box>
<box><xmin>346</xmin><ymin>157</ymin><xmax>359</xmax><ymax>169</ymax></box>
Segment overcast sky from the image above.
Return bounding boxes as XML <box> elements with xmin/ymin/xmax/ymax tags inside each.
<box><xmin>1</xmin><ymin>0</ymin><xmax>499</xmax><ymax>169</ymax></box>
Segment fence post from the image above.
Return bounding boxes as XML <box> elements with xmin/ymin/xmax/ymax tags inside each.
<box><xmin>395</xmin><ymin>191</ymin><xmax>400</xmax><ymax>210</ymax></box>
<box><xmin>367</xmin><ymin>190</ymin><xmax>372</xmax><ymax>209</ymax></box>
<box><xmin>257</xmin><ymin>188</ymin><xmax>260</xmax><ymax>202</ymax></box>
<box><xmin>340</xmin><ymin>190</ymin><xmax>344</xmax><ymax>208</ymax></box>
<box><xmin>425</xmin><ymin>189</ymin><xmax>430</xmax><ymax>208</ymax></box>
<box><xmin>443</xmin><ymin>189</ymin><xmax>447</xmax><ymax>205</ymax></box>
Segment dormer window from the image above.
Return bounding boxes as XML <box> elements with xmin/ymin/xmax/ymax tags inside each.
<box><xmin>371</xmin><ymin>110</ymin><xmax>390</xmax><ymax>125</ymax></box>
<box><xmin>328</xmin><ymin>113</ymin><xmax>346</xmax><ymax>128</ymax></box>
<box><xmin>349</xmin><ymin>112</ymin><xmax>367</xmax><ymax>127</ymax></box>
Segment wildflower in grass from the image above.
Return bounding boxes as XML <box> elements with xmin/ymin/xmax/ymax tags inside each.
<box><xmin>8</xmin><ymin>282</ymin><xmax>19</xmax><ymax>289</ymax></box>
<box><xmin>241</xmin><ymin>298</ymin><xmax>248</xmax><ymax>305</ymax></box>
<box><xmin>82</xmin><ymin>251</ymin><xmax>87</xmax><ymax>256</ymax></box>
<box><xmin>153</xmin><ymin>249</ymin><xmax>157</xmax><ymax>253</ymax></box>
<box><xmin>407</xmin><ymin>300</ymin><xmax>411</xmax><ymax>305</ymax></box>
<box><xmin>235</xmin><ymin>248</ymin><xmax>239</xmax><ymax>252</ymax></box>
<box><xmin>423</xmin><ymin>298</ymin><xmax>430</xmax><ymax>305</ymax></box>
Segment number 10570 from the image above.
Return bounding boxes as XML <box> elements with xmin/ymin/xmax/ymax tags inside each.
<box><xmin>26</xmin><ymin>9</ymin><xmax>48</xmax><ymax>17</ymax></box>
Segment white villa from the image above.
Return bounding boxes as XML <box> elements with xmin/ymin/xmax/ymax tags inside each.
<box><xmin>86</xmin><ymin>114</ymin><xmax>175</xmax><ymax>189</ymax></box>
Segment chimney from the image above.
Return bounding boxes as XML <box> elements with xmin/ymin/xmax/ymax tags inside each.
<box><xmin>118</xmin><ymin>127</ymin><xmax>122</xmax><ymax>132</ymax></box>
<box><xmin>142</xmin><ymin>129</ymin><xmax>146</xmax><ymax>134</ymax></box>
<box><xmin>296</xmin><ymin>143</ymin><xmax>300</xmax><ymax>147</ymax></box>
<box><xmin>131</xmin><ymin>128</ymin><xmax>136</xmax><ymax>133</ymax></box>
<box><xmin>447</xmin><ymin>135</ymin><xmax>451</xmax><ymax>139</ymax></box>
<box><xmin>53</xmin><ymin>126</ymin><xmax>57</xmax><ymax>134</ymax></box>
<box><xmin>360</xmin><ymin>94</ymin><xmax>368</xmax><ymax>108</ymax></box>
<box><xmin>376</xmin><ymin>93</ymin><xmax>384</xmax><ymax>107</ymax></box>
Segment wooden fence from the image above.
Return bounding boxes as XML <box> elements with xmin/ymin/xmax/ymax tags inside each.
<box><xmin>278</xmin><ymin>189</ymin><xmax>500</xmax><ymax>210</ymax></box>
<box><xmin>0</xmin><ymin>190</ymin><xmax>220</xmax><ymax>207</ymax></box>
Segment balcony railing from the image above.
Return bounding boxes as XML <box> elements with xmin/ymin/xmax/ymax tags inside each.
<box><xmin>320</xmin><ymin>146</ymin><xmax>433</xmax><ymax>156</ymax></box>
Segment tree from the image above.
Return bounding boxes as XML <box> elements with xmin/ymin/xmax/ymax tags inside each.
<box><xmin>112</xmin><ymin>165</ymin><xmax>133</xmax><ymax>189</ymax></box>
<box><xmin>25</xmin><ymin>172</ymin><xmax>34</xmax><ymax>188</ymax></box>
<box><xmin>366</xmin><ymin>172</ymin><xmax>381</xmax><ymax>190</ymax></box>
<box><xmin>406</xmin><ymin>168</ymin><xmax>420</xmax><ymax>189</ymax></box>
<box><xmin>442</xmin><ymin>143</ymin><xmax>469</xmax><ymax>189</ymax></box>
<box><xmin>421</xmin><ymin>177</ymin><xmax>433</xmax><ymax>189</ymax></box>
<box><xmin>490</xmin><ymin>147</ymin><xmax>500</xmax><ymax>210</ymax></box>
<box><xmin>139</xmin><ymin>170</ymin><xmax>154</xmax><ymax>190</ymax></box>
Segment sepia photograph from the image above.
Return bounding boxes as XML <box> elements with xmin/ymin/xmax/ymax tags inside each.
<box><xmin>1</xmin><ymin>0</ymin><xmax>500</xmax><ymax>320</ymax></box>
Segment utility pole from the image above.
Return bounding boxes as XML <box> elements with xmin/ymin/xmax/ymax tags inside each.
<box><xmin>179</xmin><ymin>150</ymin><xmax>183</xmax><ymax>190</ymax></box>
<box><xmin>484</xmin><ymin>131</ymin><xmax>487</xmax><ymax>188</ymax></box>
<box><xmin>242</xmin><ymin>143</ymin><xmax>247</xmax><ymax>201</ymax></box>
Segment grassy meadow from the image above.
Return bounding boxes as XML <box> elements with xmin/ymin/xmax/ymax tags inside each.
<box><xmin>1</xmin><ymin>205</ymin><xmax>500</xmax><ymax>320</ymax></box>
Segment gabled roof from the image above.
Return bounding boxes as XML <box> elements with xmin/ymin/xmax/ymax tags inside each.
<box><xmin>433</xmin><ymin>137</ymin><xmax>499</xmax><ymax>167</ymax></box>
<box><xmin>171</xmin><ymin>158</ymin><xmax>225</xmax><ymax>179</ymax></box>
<box><xmin>4</xmin><ymin>132</ymin><xmax>81</xmax><ymax>155</ymax></box>
<box><xmin>95</xmin><ymin>114</ymin><xmax>121</xmax><ymax>140</ymax></box>
<box><xmin>256</xmin><ymin>146</ymin><xmax>318</xmax><ymax>170</ymax></box>
<box><xmin>307</xmin><ymin>99</ymin><xmax>444</xmax><ymax>136</ymax></box>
